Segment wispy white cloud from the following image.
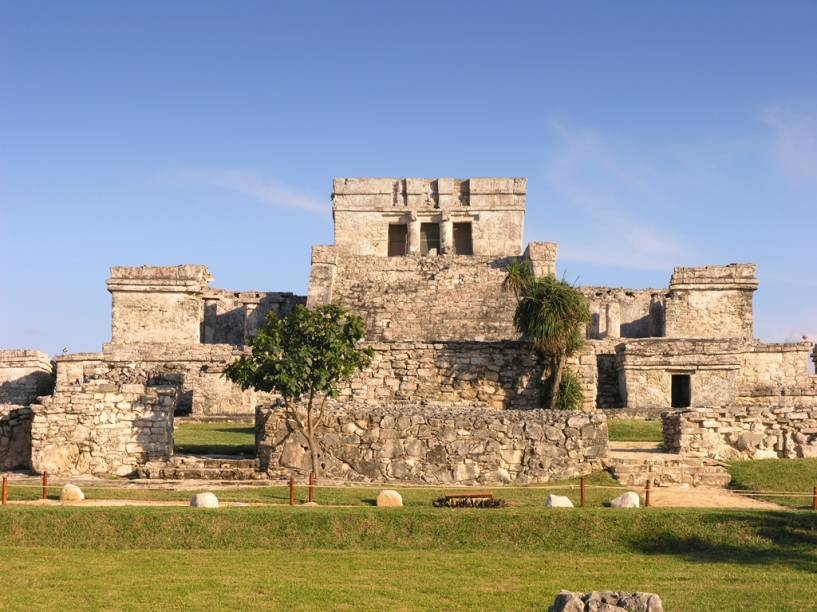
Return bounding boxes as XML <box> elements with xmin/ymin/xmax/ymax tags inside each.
<box><xmin>159</xmin><ymin>168</ymin><xmax>327</xmax><ymax>213</ymax></box>
<box><xmin>763</xmin><ymin>106</ymin><xmax>817</xmax><ymax>184</ymax></box>
<box><xmin>543</xmin><ymin>121</ymin><xmax>695</xmax><ymax>272</ymax></box>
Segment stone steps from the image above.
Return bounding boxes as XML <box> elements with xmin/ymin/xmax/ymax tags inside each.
<box><xmin>138</xmin><ymin>454</ymin><xmax>265</xmax><ymax>480</ymax></box>
<box><xmin>604</xmin><ymin>442</ymin><xmax>731</xmax><ymax>488</ymax></box>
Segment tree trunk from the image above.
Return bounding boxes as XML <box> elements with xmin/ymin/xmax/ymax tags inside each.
<box><xmin>548</xmin><ymin>354</ymin><xmax>566</xmax><ymax>409</ymax></box>
<box><xmin>305</xmin><ymin>389</ymin><xmax>319</xmax><ymax>477</ymax></box>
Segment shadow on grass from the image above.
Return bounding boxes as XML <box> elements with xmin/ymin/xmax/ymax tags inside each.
<box><xmin>627</xmin><ymin>511</ymin><xmax>817</xmax><ymax>573</ymax></box>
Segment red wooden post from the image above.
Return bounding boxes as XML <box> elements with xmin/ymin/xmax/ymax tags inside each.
<box><xmin>580</xmin><ymin>476</ymin><xmax>586</xmax><ymax>509</ymax></box>
<box><xmin>42</xmin><ymin>470</ymin><xmax>48</xmax><ymax>500</ymax></box>
<box><xmin>308</xmin><ymin>471</ymin><xmax>315</xmax><ymax>503</ymax></box>
<box><xmin>289</xmin><ymin>476</ymin><xmax>295</xmax><ymax>506</ymax></box>
<box><xmin>1</xmin><ymin>476</ymin><xmax>7</xmax><ymax>506</ymax></box>
<box><xmin>645</xmin><ymin>479</ymin><xmax>651</xmax><ymax>508</ymax></box>
<box><xmin>812</xmin><ymin>486</ymin><xmax>816</xmax><ymax>512</ymax></box>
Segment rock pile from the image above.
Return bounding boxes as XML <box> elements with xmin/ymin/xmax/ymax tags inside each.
<box><xmin>548</xmin><ymin>590</ymin><xmax>663</xmax><ymax>612</ymax></box>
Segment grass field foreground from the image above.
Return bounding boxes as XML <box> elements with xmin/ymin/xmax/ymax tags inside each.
<box><xmin>607</xmin><ymin>418</ymin><xmax>663</xmax><ymax>443</ymax></box>
<box><xmin>1</xmin><ymin>507</ymin><xmax>816</xmax><ymax>611</ymax></box>
<box><xmin>173</xmin><ymin>421</ymin><xmax>255</xmax><ymax>455</ymax></box>
<box><xmin>728</xmin><ymin>457</ymin><xmax>817</xmax><ymax>509</ymax></box>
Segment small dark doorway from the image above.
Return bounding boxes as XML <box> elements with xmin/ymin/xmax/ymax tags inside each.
<box><xmin>420</xmin><ymin>222</ymin><xmax>440</xmax><ymax>255</ymax></box>
<box><xmin>452</xmin><ymin>222</ymin><xmax>473</xmax><ymax>255</ymax></box>
<box><xmin>388</xmin><ymin>224</ymin><xmax>407</xmax><ymax>256</ymax></box>
<box><xmin>671</xmin><ymin>374</ymin><xmax>691</xmax><ymax>408</ymax></box>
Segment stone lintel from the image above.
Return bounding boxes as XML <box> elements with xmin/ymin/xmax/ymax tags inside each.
<box><xmin>107</xmin><ymin>265</ymin><xmax>212</xmax><ymax>294</ymax></box>
<box><xmin>669</xmin><ymin>263</ymin><xmax>759</xmax><ymax>291</ymax></box>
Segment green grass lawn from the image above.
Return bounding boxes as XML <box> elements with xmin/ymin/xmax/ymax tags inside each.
<box><xmin>607</xmin><ymin>418</ymin><xmax>663</xmax><ymax>442</ymax></box>
<box><xmin>173</xmin><ymin>421</ymin><xmax>255</xmax><ymax>455</ymax></box>
<box><xmin>1</xmin><ymin>506</ymin><xmax>815</xmax><ymax>611</ymax></box>
<box><xmin>5</xmin><ymin>471</ymin><xmax>625</xmax><ymax>507</ymax></box>
<box><xmin>728</xmin><ymin>458</ymin><xmax>817</xmax><ymax>509</ymax></box>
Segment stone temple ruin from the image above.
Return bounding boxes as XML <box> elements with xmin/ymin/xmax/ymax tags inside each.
<box><xmin>1</xmin><ymin>177</ymin><xmax>816</xmax><ymax>482</ymax></box>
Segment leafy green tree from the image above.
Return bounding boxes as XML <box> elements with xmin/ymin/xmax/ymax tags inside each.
<box><xmin>504</xmin><ymin>260</ymin><xmax>590</xmax><ymax>410</ymax></box>
<box><xmin>224</xmin><ymin>304</ymin><xmax>374</xmax><ymax>476</ymax></box>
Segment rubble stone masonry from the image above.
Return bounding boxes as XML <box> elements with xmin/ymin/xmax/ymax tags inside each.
<box><xmin>663</xmin><ymin>391</ymin><xmax>817</xmax><ymax>460</ymax></box>
<box><xmin>0</xmin><ymin>404</ymin><xmax>32</xmax><ymax>470</ymax></box>
<box><xmin>257</xmin><ymin>404</ymin><xmax>607</xmax><ymax>484</ymax></box>
<box><xmin>30</xmin><ymin>381</ymin><xmax>176</xmax><ymax>476</ymax></box>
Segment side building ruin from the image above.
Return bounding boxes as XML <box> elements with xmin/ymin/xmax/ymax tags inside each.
<box><xmin>1</xmin><ymin>176</ymin><xmax>815</xmax><ymax>480</ymax></box>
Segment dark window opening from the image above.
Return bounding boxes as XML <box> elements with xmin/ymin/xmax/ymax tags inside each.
<box><xmin>420</xmin><ymin>223</ymin><xmax>440</xmax><ymax>255</ymax></box>
<box><xmin>452</xmin><ymin>222</ymin><xmax>473</xmax><ymax>255</ymax></box>
<box><xmin>388</xmin><ymin>224</ymin><xmax>407</xmax><ymax>256</ymax></box>
<box><xmin>671</xmin><ymin>374</ymin><xmax>691</xmax><ymax>408</ymax></box>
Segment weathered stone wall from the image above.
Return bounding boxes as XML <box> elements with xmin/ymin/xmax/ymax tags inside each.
<box><xmin>56</xmin><ymin>344</ymin><xmax>263</xmax><ymax>418</ymax></box>
<box><xmin>309</xmin><ymin>251</ymin><xmax>520</xmax><ymax>341</ymax></box>
<box><xmin>333</xmin><ymin>341</ymin><xmax>596</xmax><ymax>412</ymax></box>
<box><xmin>0</xmin><ymin>350</ymin><xmax>54</xmax><ymax>405</ymax></box>
<box><xmin>738</xmin><ymin>342</ymin><xmax>813</xmax><ymax>393</ymax></box>
<box><xmin>108</xmin><ymin>265</ymin><xmax>212</xmax><ymax>344</ymax></box>
<box><xmin>617</xmin><ymin>339</ymin><xmax>745</xmax><ymax>414</ymax></box>
<box><xmin>257</xmin><ymin>404</ymin><xmax>607</xmax><ymax>484</ymax></box>
<box><xmin>30</xmin><ymin>382</ymin><xmax>176</xmax><ymax>476</ymax></box>
<box><xmin>582</xmin><ymin>288</ymin><xmax>665</xmax><ymax>340</ymax></box>
<box><xmin>0</xmin><ymin>404</ymin><xmax>32</xmax><ymax>470</ymax></box>
<box><xmin>332</xmin><ymin>178</ymin><xmax>527</xmax><ymax>257</ymax></box>
<box><xmin>664</xmin><ymin>264</ymin><xmax>758</xmax><ymax>340</ymax></box>
<box><xmin>663</xmin><ymin>399</ymin><xmax>817</xmax><ymax>460</ymax></box>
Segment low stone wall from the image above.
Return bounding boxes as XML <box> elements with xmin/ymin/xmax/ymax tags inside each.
<box><xmin>662</xmin><ymin>403</ymin><xmax>817</xmax><ymax>460</ymax></box>
<box><xmin>57</xmin><ymin>344</ymin><xmax>261</xmax><ymax>418</ymax></box>
<box><xmin>0</xmin><ymin>404</ymin><xmax>33</xmax><ymax>470</ymax></box>
<box><xmin>30</xmin><ymin>382</ymin><xmax>177</xmax><ymax>476</ymax></box>
<box><xmin>0</xmin><ymin>350</ymin><xmax>54</xmax><ymax>405</ymax></box>
<box><xmin>257</xmin><ymin>404</ymin><xmax>607</xmax><ymax>484</ymax></box>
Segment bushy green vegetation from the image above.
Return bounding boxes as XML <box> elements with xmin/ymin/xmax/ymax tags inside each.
<box><xmin>1</xmin><ymin>507</ymin><xmax>816</xmax><ymax>610</ymax></box>
<box><xmin>607</xmin><ymin>418</ymin><xmax>663</xmax><ymax>443</ymax></box>
<box><xmin>729</xmin><ymin>458</ymin><xmax>817</xmax><ymax>509</ymax></box>
<box><xmin>173</xmin><ymin>421</ymin><xmax>255</xmax><ymax>455</ymax></box>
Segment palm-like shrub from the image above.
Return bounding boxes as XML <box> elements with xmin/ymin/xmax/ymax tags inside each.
<box><xmin>505</xmin><ymin>262</ymin><xmax>590</xmax><ymax>410</ymax></box>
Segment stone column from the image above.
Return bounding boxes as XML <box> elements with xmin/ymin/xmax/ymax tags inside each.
<box><xmin>243</xmin><ymin>300</ymin><xmax>260</xmax><ymax>343</ymax></box>
<box><xmin>407</xmin><ymin>212</ymin><xmax>421</xmax><ymax>255</ymax></box>
<box><xmin>202</xmin><ymin>297</ymin><xmax>218</xmax><ymax>343</ymax></box>
<box><xmin>605</xmin><ymin>302</ymin><xmax>621</xmax><ymax>339</ymax></box>
<box><xmin>439</xmin><ymin>213</ymin><xmax>453</xmax><ymax>254</ymax></box>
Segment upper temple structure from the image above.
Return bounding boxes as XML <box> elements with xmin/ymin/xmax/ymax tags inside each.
<box><xmin>2</xmin><ymin>177</ymin><xmax>816</xmax><ymax>481</ymax></box>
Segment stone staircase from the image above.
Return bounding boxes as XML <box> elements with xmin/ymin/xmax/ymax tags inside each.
<box><xmin>604</xmin><ymin>442</ymin><xmax>731</xmax><ymax>488</ymax></box>
<box><xmin>138</xmin><ymin>454</ymin><xmax>266</xmax><ymax>480</ymax></box>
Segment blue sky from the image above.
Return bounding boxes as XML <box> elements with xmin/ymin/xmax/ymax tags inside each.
<box><xmin>2</xmin><ymin>1</ymin><xmax>816</xmax><ymax>355</ymax></box>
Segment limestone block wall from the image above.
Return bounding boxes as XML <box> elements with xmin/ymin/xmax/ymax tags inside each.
<box><xmin>332</xmin><ymin>178</ymin><xmax>526</xmax><ymax>257</ymax></box>
<box><xmin>309</xmin><ymin>251</ymin><xmax>521</xmax><ymax>341</ymax></box>
<box><xmin>664</xmin><ymin>264</ymin><xmax>758</xmax><ymax>340</ymax></box>
<box><xmin>617</xmin><ymin>339</ymin><xmax>745</xmax><ymax>414</ymax></box>
<box><xmin>333</xmin><ymin>341</ymin><xmax>596</xmax><ymax>412</ymax></box>
<box><xmin>738</xmin><ymin>342</ymin><xmax>814</xmax><ymax>392</ymax></box>
<box><xmin>257</xmin><ymin>404</ymin><xmax>607</xmax><ymax>484</ymax></box>
<box><xmin>107</xmin><ymin>265</ymin><xmax>212</xmax><ymax>344</ymax></box>
<box><xmin>0</xmin><ymin>404</ymin><xmax>33</xmax><ymax>470</ymax></box>
<box><xmin>0</xmin><ymin>350</ymin><xmax>54</xmax><ymax>405</ymax></box>
<box><xmin>56</xmin><ymin>344</ymin><xmax>261</xmax><ymax>418</ymax></box>
<box><xmin>662</xmin><ymin>401</ymin><xmax>817</xmax><ymax>460</ymax></box>
<box><xmin>30</xmin><ymin>382</ymin><xmax>176</xmax><ymax>476</ymax></box>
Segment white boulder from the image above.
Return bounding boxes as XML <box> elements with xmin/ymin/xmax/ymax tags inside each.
<box><xmin>60</xmin><ymin>483</ymin><xmax>85</xmax><ymax>502</ymax></box>
<box><xmin>376</xmin><ymin>489</ymin><xmax>403</xmax><ymax>507</ymax></box>
<box><xmin>610</xmin><ymin>491</ymin><xmax>640</xmax><ymax>508</ymax></box>
<box><xmin>545</xmin><ymin>494</ymin><xmax>574</xmax><ymax>508</ymax></box>
<box><xmin>190</xmin><ymin>492</ymin><xmax>219</xmax><ymax>508</ymax></box>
